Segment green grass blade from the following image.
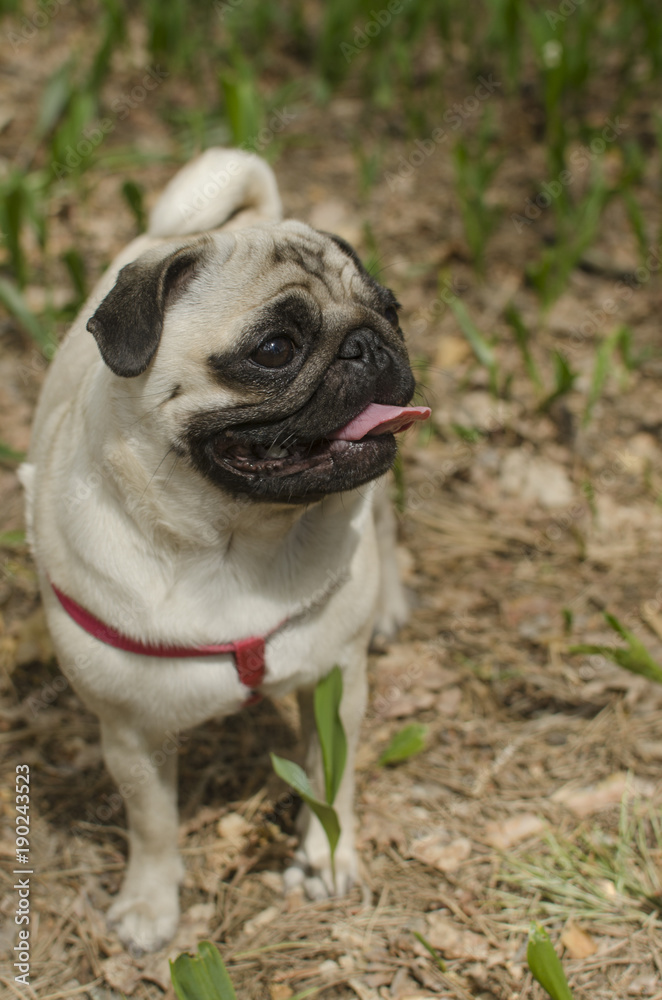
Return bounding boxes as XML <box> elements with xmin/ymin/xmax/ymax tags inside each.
<box><xmin>583</xmin><ymin>328</ymin><xmax>623</xmax><ymax>426</ymax></box>
<box><xmin>2</xmin><ymin>177</ymin><xmax>27</xmax><ymax>286</ymax></box>
<box><xmin>270</xmin><ymin>753</ymin><xmax>340</xmax><ymax>863</ymax></box>
<box><xmin>36</xmin><ymin>61</ymin><xmax>74</xmax><ymax>139</ymax></box>
<box><xmin>603</xmin><ymin>613</ymin><xmax>662</xmax><ymax>683</ymax></box>
<box><xmin>539</xmin><ymin>351</ymin><xmax>576</xmax><ymax>412</ymax></box>
<box><xmin>0</xmin><ymin>441</ymin><xmax>26</xmax><ymax>465</ymax></box>
<box><xmin>0</xmin><ymin>276</ymin><xmax>51</xmax><ymax>350</ymax></box>
<box><xmin>448</xmin><ymin>298</ymin><xmax>495</xmax><ymax>370</ymax></box>
<box><xmin>378</xmin><ymin>723</ymin><xmax>428</xmax><ymax>766</ymax></box>
<box><xmin>569</xmin><ymin>612</ymin><xmax>662</xmax><ymax>685</ymax></box>
<box><xmin>412</xmin><ymin>930</ymin><xmax>446</xmax><ymax>971</ymax></box>
<box><xmin>448</xmin><ymin>298</ymin><xmax>499</xmax><ymax>393</ymax></box>
<box><xmin>121</xmin><ymin>180</ymin><xmax>147</xmax><ymax>233</ymax></box>
<box><xmin>505</xmin><ymin>301</ymin><xmax>543</xmax><ymax>389</ymax></box>
<box><xmin>392</xmin><ymin>451</ymin><xmax>406</xmax><ymax>515</ymax></box>
<box><xmin>170</xmin><ymin>940</ymin><xmax>237</xmax><ymax>1000</ymax></box>
<box><xmin>622</xmin><ymin>189</ymin><xmax>648</xmax><ymax>260</ymax></box>
<box><xmin>62</xmin><ymin>248</ymin><xmax>87</xmax><ymax>308</ymax></box>
<box><xmin>313</xmin><ymin>665</ymin><xmax>347</xmax><ymax>805</ymax></box>
<box><xmin>616</xmin><ymin>326</ymin><xmax>636</xmax><ymax>372</ymax></box>
<box><xmin>0</xmin><ymin>530</ymin><xmax>26</xmax><ymax>548</ymax></box>
<box><xmin>220</xmin><ymin>65</ymin><xmax>262</xmax><ymax>148</ymax></box>
<box><xmin>527</xmin><ymin>923</ymin><xmax>575</xmax><ymax>1000</ymax></box>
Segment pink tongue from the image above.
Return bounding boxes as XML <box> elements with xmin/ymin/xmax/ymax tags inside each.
<box><xmin>328</xmin><ymin>403</ymin><xmax>431</xmax><ymax>441</ymax></box>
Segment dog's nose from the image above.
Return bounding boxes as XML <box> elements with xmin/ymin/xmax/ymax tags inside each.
<box><xmin>337</xmin><ymin>328</ymin><xmax>390</xmax><ymax>369</ymax></box>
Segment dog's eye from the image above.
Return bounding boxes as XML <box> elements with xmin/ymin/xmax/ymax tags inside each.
<box><xmin>385</xmin><ymin>305</ymin><xmax>399</xmax><ymax>326</ymax></box>
<box><xmin>250</xmin><ymin>336</ymin><xmax>296</xmax><ymax>368</ymax></box>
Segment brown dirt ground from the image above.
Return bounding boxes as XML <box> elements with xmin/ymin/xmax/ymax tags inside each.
<box><xmin>2</xmin><ymin>10</ymin><xmax>662</xmax><ymax>1000</ymax></box>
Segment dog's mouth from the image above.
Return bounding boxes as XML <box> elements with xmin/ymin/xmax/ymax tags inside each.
<box><xmin>214</xmin><ymin>435</ymin><xmax>353</xmax><ymax>477</ymax></box>
<box><xmin>212</xmin><ymin>404</ymin><xmax>431</xmax><ymax>480</ymax></box>
<box><xmin>191</xmin><ymin>403</ymin><xmax>430</xmax><ymax>503</ymax></box>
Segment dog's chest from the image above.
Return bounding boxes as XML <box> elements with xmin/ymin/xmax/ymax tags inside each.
<box><xmin>47</xmin><ymin>512</ymin><xmax>379</xmax><ymax>733</ymax></box>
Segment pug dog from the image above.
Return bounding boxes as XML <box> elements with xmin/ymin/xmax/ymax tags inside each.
<box><xmin>20</xmin><ymin>149</ymin><xmax>430</xmax><ymax>954</ymax></box>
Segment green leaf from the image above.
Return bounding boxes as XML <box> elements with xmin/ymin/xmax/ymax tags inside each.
<box><xmin>62</xmin><ymin>248</ymin><xmax>87</xmax><ymax>307</ymax></box>
<box><xmin>583</xmin><ymin>327</ymin><xmax>625</xmax><ymax>426</ymax></box>
<box><xmin>121</xmin><ymin>180</ymin><xmax>147</xmax><ymax>233</ymax></box>
<box><xmin>0</xmin><ymin>276</ymin><xmax>51</xmax><ymax>350</ymax></box>
<box><xmin>505</xmin><ymin>301</ymin><xmax>543</xmax><ymax>390</ymax></box>
<box><xmin>0</xmin><ymin>441</ymin><xmax>26</xmax><ymax>465</ymax></box>
<box><xmin>0</xmin><ymin>530</ymin><xmax>26</xmax><ymax>548</ymax></box>
<box><xmin>539</xmin><ymin>350</ymin><xmax>576</xmax><ymax>412</ymax></box>
<box><xmin>452</xmin><ymin>423</ymin><xmax>483</xmax><ymax>444</ymax></box>
<box><xmin>392</xmin><ymin>450</ymin><xmax>406</xmax><ymax>515</ymax></box>
<box><xmin>448</xmin><ymin>298</ymin><xmax>496</xmax><ymax>373</ymax></box>
<box><xmin>36</xmin><ymin>61</ymin><xmax>74</xmax><ymax>140</ymax></box>
<box><xmin>220</xmin><ymin>64</ymin><xmax>262</xmax><ymax>148</ymax></box>
<box><xmin>314</xmin><ymin>665</ymin><xmax>347</xmax><ymax>805</ymax></box>
<box><xmin>378</xmin><ymin>723</ymin><xmax>428</xmax><ymax>766</ymax></box>
<box><xmin>616</xmin><ymin>325</ymin><xmax>636</xmax><ymax>372</ymax></box>
<box><xmin>570</xmin><ymin>612</ymin><xmax>662</xmax><ymax>684</ymax></box>
<box><xmin>170</xmin><ymin>941</ymin><xmax>237</xmax><ymax>1000</ymax></box>
<box><xmin>270</xmin><ymin>753</ymin><xmax>340</xmax><ymax>861</ymax></box>
<box><xmin>526</xmin><ymin>923</ymin><xmax>575</xmax><ymax>1000</ymax></box>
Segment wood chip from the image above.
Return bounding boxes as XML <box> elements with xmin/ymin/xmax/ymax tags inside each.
<box><xmin>553</xmin><ymin>773</ymin><xmax>655</xmax><ymax>817</ymax></box>
<box><xmin>410</xmin><ymin>834</ymin><xmax>472</xmax><ymax>873</ymax></box>
<box><xmin>101</xmin><ymin>955</ymin><xmax>141</xmax><ymax>996</ymax></box>
<box><xmin>423</xmin><ymin>913</ymin><xmax>489</xmax><ymax>960</ymax></box>
<box><xmin>561</xmin><ymin>921</ymin><xmax>598</xmax><ymax>959</ymax></box>
<box><xmin>484</xmin><ymin>813</ymin><xmax>545</xmax><ymax>849</ymax></box>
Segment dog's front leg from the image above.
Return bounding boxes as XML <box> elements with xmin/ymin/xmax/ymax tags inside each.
<box><xmin>100</xmin><ymin>716</ymin><xmax>183</xmax><ymax>954</ymax></box>
<box><xmin>287</xmin><ymin>649</ymin><xmax>368</xmax><ymax>900</ymax></box>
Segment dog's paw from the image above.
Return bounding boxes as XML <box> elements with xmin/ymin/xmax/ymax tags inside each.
<box><xmin>107</xmin><ymin>886</ymin><xmax>179</xmax><ymax>955</ymax></box>
<box><xmin>284</xmin><ymin>843</ymin><xmax>358</xmax><ymax>901</ymax></box>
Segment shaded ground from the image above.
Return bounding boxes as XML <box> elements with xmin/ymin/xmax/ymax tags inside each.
<box><xmin>2</xmin><ymin>8</ymin><xmax>662</xmax><ymax>1000</ymax></box>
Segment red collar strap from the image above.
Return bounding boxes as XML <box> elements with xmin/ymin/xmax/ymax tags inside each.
<box><xmin>50</xmin><ymin>580</ymin><xmax>272</xmax><ymax>689</ymax></box>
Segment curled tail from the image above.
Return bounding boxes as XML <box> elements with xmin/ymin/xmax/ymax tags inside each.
<box><xmin>148</xmin><ymin>148</ymin><xmax>282</xmax><ymax>238</ymax></box>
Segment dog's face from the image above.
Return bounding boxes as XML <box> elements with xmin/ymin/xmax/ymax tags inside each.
<box><xmin>88</xmin><ymin>221</ymin><xmax>417</xmax><ymax>504</ymax></box>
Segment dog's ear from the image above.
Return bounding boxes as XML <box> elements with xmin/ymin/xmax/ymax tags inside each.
<box><xmin>86</xmin><ymin>242</ymin><xmax>207</xmax><ymax>377</ymax></box>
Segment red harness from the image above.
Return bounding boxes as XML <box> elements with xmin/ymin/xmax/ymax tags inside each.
<box><xmin>50</xmin><ymin>581</ymin><xmax>271</xmax><ymax>691</ymax></box>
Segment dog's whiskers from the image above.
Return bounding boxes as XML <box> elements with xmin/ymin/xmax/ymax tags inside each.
<box><xmin>138</xmin><ymin>446</ymin><xmax>176</xmax><ymax>501</ymax></box>
<box><xmin>162</xmin><ymin>452</ymin><xmax>180</xmax><ymax>490</ymax></box>
<box><xmin>273</xmin><ymin>430</ymin><xmax>298</xmax><ymax>451</ymax></box>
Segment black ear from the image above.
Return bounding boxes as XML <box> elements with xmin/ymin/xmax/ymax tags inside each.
<box><xmin>86</xmin><ymin>242</ymin><xmax>206</xmax><ymax>377</ymax></box>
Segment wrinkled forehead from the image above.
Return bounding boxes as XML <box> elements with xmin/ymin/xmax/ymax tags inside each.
<box><xmin>211</xmin><ymin>221</ymin><xmax>385</xmax><ymax>311</ymax></box>
<box><xmin>159</xmin><ymin>221</ymin><xmax>394</xmax><ymax>363</ymax></box>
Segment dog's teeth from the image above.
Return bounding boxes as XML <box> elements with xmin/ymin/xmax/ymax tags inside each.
<box><xmin>266</xmin><ymin>444</ymin><xmax>289</xmax><ymax>459</ymax></box>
